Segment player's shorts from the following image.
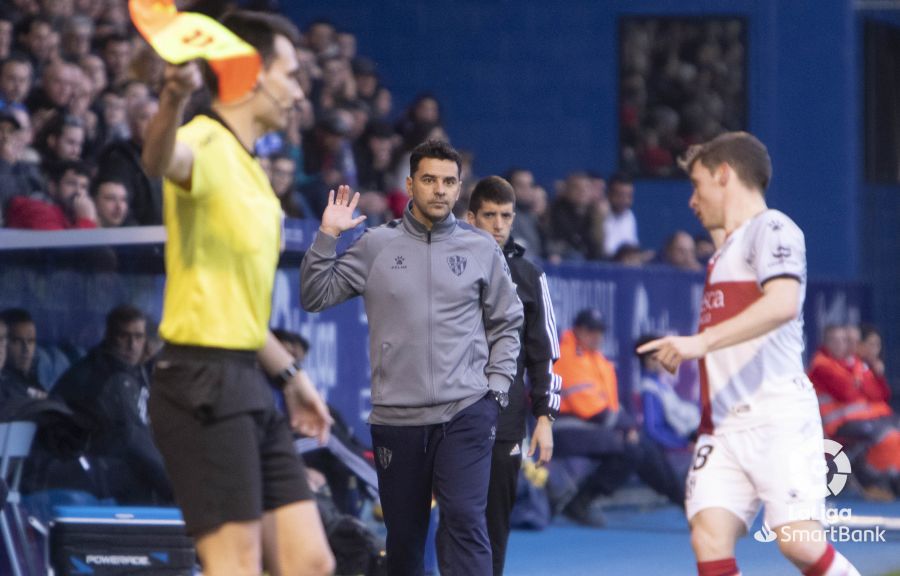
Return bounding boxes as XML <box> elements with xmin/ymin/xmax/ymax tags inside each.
<box><xmin>685</xmin><ymin>413</ymin><xmax>828</xmax><ymax>531</ymax></box>
<box><xmin>148</xmin><ymin>344</ymin><xmax>313</xmax><ymax>536</ymax></box>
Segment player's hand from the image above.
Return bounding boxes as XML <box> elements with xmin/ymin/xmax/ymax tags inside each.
<box><xmin>162</xmin><ymin>61</ymin><xmax>203</xmax><ymax>101</ymax></box>
<box><xmin>528</xmin><ymin>415</ymin><xmax>554</xmax><ymax>466</ymax></box>
<box><xmin>319</xmin><ymin>184</ymin><xmax>367</xmax><ymax>237</ymax></box>
<box><xmin>284</xmin><ymin>369</ymin><xmax>333</xmax><ymax>444</ymax></box>
<box><xmin>636</xmin><ymin>334</ymin><xmax>709</xmax><ymax>374</ymax></box>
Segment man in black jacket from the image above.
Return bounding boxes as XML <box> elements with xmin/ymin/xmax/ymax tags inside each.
<box><xmin>52</xmin><ymin>304</ymin><xmax>171</xmax><ymax>503</ymax></box>
<box><xmin>466</xmin><ymin>175</ymin><xmax>560</xmax><ymax>576</ymax></box>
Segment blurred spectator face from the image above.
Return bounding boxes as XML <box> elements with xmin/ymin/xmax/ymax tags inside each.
<box><xmin>321</xmin><ymin>56</ymin><xmax>349</xmax><ymax>93</ymax></box>
<box><xmin>532</xmin><ymin>185</ymin><xmax>548</xmax><ymax>216</ymax></box>
<box><xmin>94</xmin><ymin>181</ymin><xmax>128</xmax><ymax>227</ymax></box>
<box><xmin>63</xmin><ymin>17</ymin><xmax>93</xmax><ymax>59</ymax></box>
<box><xmin>69</xmin><ymin>71</ymin><xmax>93</xmax><ymax>116</ymax></box>
<box><xmin>356</xmin><ymin>72</ymin><xmax>377</xmax><ymax>100</ymax></box>
<box><xmin>608</xmin><ymin>181</ymin><xmax>634</xmax><ymax>214</ymax></box>
<box><xmin>50</xmin><ymin>167</ymin><xmax>89</xmax><ymax>206</ymax></box>
<box><xmin>80</xmin><ymin>54</ymin><xmax>108</xmax><ymax>96</ymax></box>
<box><xmin>664</xmin><ymin>231</ymin><xmax>700</xmax><ymax>270</ymax></box>
<box><xmin>25</xmin><ymin>20</ymin><xmax>55</xmax><ymax>63</ymax></box>
<box><xmin>128</xmin><ymin>97</ymin><xmax>157</xmax><ymax>146</ymax></box>
<box><xmin>43</xmin><ymin>62</ymin><xmax>77</xmax><ymax>108</ymax></box>
<box><xmin>0</xmin><ymin>320</ymin><xmax>7</xmax><ymax>371</ymax></box>
<box><xmin>101</xmin><ymin>91</ymin><xmax>127</xmax><ymax>131</ymax></box>
<box><xmin>0</xmin><ymin>117</ymin><xmax>20</xmax><ymax>162</ymax></box>
<box><xmin>1</xmin><ymin>59</ymin><xmax>34</xmax><ymax>104</ymax></box>
<box><xmin>695</xmin><ymin>235</ymin><xmax>716</xmax><ymax>261</ymax></box>
<box><xmin>124</xmin><ymin>81</ymin><xmax>150</xmax><ymax>111</ymax></box>
<box><xmin>10</xmin><ymin>108</ymin><xmax>32</xmax><ymax>148</ymax></box>
<box><xmin>103</xmin><ymin>38</ymin><xmax>133</xmax><ymax>83</ymax></box>
<box><xmin>613</xmin><ymin>245</ymin><xmax>644</xmax><ymax>267</ymax></box>
<box><xmin>573</xmin><ymin>326</ymin><xmax>604</xmax><ymax>352</ymax></box>
<box><xmin>13</xmin><ymin>0</ymin><xmax>40</xmax><ymax>14</ymax></box>
<box><xmin>111</xmin><ymin>317</ymin><xmax>147</xmax><ymax>367</ymax></box>
<box><xmin>467</xmin><ymin>200</ymin><xmax>515</xmax><ymax>247</ymax></box>
<box><xmin>508</xmin><ymin>170</ymin><xmax>535</xmax><ymax>207</ymax></box>
<box><xmin>337</xmin><ymin>32</ymin><xmax>356</xmax><ymax>59</ymax></box>
<box><xmin>7</xmin><ymin>320</ymin><xmax>36</xmax><ymax>375</ymax></box>
<box><xmin>368</xmin><ymin>134</ymin><xmax>394</xmax><ymax>170</ymax></box>
<box><xmin>859</xmin><ymin>330</ymin><xmax>882</xmax><ymax>365</ymax></box>
<box><xmin>564</xmin><ymin>174</ymin><xmax>593</xmax><ymax>207</ymax></box>
<box><xmin>823</xmin><ymin>326</ymin><xmax>849</xmax><ymax>360</ymax></box>
<box><xmin>373</xmin><ymin>86</ymin><xmax>392</xmax><ymax>118</ymax></box>
<box><xmin>307</xmin><ymin>22</ymin><xmax>336</xmax><ymax>54</ymax></box>
<box><xmin>295</xmin><ymin>47</ymin><xmax>319</xmax><ymax>93</ymax></box>
<box><xmin>413</xmin><ymin>97</ymin><xmax>439</xmax><ymax>125</ymax></box>
<box><xmin>0</xmin><ymin>20</ymin><xmax>12</xmax><ymax>60</ymax></box>
<box><xmin>270</xmin><ymin>157</ymin><xmax>296</xmax><ymax>198</ymax></box>
<box><xmin>41</xmin><ymin>0</ymin><xmax>74</xmax><ymax>18</ymax></box>
<box><xmin>588</xmin><ymin>175</ymin><xmax>606</xmax><ymax>203</ymax></box>
<box><xmin>50</xmin><ymin>124</ymin><xmax>85</xmax><ymax>160</ymax></box>
<box><xmin>130</xmin><ymin>43</ymin><xmax>165</xmax><ymax>90</ymax></box>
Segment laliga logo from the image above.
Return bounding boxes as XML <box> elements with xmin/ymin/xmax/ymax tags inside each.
<box><xmin>754</xmin><ymin>439</ymin><xmax>852</xmax><ymax>543</ymax></box>
<box><xmin>822</xmin><ymin>439</ymin><xmax>852</xmax><ymax>497</ymax></box>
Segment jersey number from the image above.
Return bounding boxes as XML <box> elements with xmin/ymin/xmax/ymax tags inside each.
<box><xmin>692</xmin><ymin>445</ymin><xmax>714</xmax><ymax>470</ymax></box>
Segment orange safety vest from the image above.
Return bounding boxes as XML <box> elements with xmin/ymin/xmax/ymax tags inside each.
<box><xmin>808</xmin><ymin>349</ymin><xmax>892</xmax><ymax>437</ymax></box>
<box><xmin>554</xmin><ymin>330</ymin><xmax>619</xmax><ymax>420</ymax></box>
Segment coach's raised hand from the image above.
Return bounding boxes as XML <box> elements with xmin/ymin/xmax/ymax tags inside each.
<box><xmin>319</xmin><ymin>184</ymin><xmax>367</xmax><ymax>238</ymax></box>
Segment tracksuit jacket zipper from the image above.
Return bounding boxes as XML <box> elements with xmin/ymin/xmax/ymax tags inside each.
<box><xmin>427</xmin><ymin>230</ymin><xmax>434</xmax><ymax>404</ymax></box>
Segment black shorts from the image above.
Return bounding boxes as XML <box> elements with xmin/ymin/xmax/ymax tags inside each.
<box><xmin>148</xmin><ymin>344</ymin><xmax>313</xmax><ymax>536</ymax></box>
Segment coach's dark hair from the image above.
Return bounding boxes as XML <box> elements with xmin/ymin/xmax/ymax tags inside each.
<box><xmin>203</xmin><ymin>11</ymin><xmax>301</xmax><ymax>99</ymax></box>
<box><xmin>678</xmin><ymin>131</ymin><xmax>772</xmax><ymax>193</ymax></box>
<box><xmin>468</xmin><ymin>176</ymin><xmax>516</xmax><ymax>214</ymax></box>
<box><xmin>104</xmin><ymin>305</ymin><xmax>146</xmax><ymax>344</ymax></box>
<box><xmin>409</xmin><ymin>139</ymin><xmax>461</xmax><ymax>178</ymax></box>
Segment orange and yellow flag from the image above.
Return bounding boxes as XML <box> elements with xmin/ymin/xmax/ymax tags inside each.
<box><xmin>129</xmin><ymin>0</ymin><xmax>261</xmax><ymax>103</ymax></box>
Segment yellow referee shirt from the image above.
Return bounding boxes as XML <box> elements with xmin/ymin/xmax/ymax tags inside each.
<box><xmin>159</xmin><ymin>114</ymin><xmax>281</xmax><ymax>350</ymax></box>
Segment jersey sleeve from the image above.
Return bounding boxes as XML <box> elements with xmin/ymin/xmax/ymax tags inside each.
<box><xmin>748</xmin><ymin>211</ymin><xmax>806</xmax><ymax>287</ymax></box>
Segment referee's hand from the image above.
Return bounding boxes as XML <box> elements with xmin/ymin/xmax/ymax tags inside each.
<box><xmin>285</xmin><ymin>370</ymin><xmax>333</xmax><ymax>444</ymax></box>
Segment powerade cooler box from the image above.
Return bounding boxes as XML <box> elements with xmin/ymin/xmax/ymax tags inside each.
<box><xmin>50</xmin><ymin>506</ymin><xmax>196</xmax><ymax>575</ymax></box>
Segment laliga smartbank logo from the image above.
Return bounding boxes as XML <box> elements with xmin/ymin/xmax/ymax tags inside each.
<box><xmin>754</xmin><ymin>440</ymin><xmax>886</xmax><ymax>544</ymax></box>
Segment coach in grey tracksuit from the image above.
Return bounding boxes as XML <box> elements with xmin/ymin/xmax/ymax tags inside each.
<box><xmin>301</xmin><ymin>140</ymin><xmax>523</xmax><ymax>576</ymax></box>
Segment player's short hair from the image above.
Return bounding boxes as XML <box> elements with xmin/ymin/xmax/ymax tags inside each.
<box><xmin>203</xmin><ymin>11</ymin><xmax>301</xmax><ymax>98</ymax></box>
<box><xmin>409</xmin><ymin>139</ymin><xmax>461</xmax><ymax>178</ymax></box>
<box><xmin>468</xmin><ymin>176</ymin><xmax>515</xmax><ymax>214</ymax></box>
<box><xmin>679</xmin><ymin>131</ymin><xmax>772</xmax><ymax>193</ymax></box>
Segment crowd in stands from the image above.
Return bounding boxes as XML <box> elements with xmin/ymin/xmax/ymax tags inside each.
<box><xmin>0</xmin><ymin>0</ymin><xmax>723</xmax><ymax>270</ymax></box>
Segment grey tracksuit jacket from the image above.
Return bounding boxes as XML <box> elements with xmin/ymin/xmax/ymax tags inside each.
<box><xmin>300</xmin><ymin>206</ymin><xmax>524</xmax><ymax>426</ymax></box>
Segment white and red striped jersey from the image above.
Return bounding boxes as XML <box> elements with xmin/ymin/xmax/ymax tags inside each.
<box><xmin>697</xmin><ymin>209</ymin><xmax>818</xmax><ymax>434</ymax></box>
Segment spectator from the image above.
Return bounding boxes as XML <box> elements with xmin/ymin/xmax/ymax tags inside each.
<box><xmin>27</xmin><ymin>59</ymin><xmax>78</xmax><ymax>128</ymax></box>
<box><xmin>351</xmin><ymin>56</ymin><xmax>379</xmax><ymax>103</ymax></box>
<box><xmin>295</xmin><ymin>46</ymin><xmax>319</xmax><ymax>96</ymax></box>
<box><xmin>269</xmin><ymin>153</ymin><xmax>312</xmax><ymax>219</ymax></box>
<box><xmin>372</xmin><ymin>85</ymin><xmax>392</xmax><ymax>119</ymax></box>
<box><xmin>91</xmin><ymin>177</ymin><xmax>129</xmax><ymax>227</ymax></box>
<box><xmin>78</xmin><ymin>53</ymin><xmax>107</xmax><ymax>100</ymax></box>
<box><xmin>5</xmin><ymin>159</ymin><xmax>97</xmax><ymax>229</ymax></box>
<box><xmin>552</xmin><ymin>310</ymin><xmax>685</xmax><ymax>524</ymax></box>
<box><xmin>36</xmin><ymin>112</ymin><xmax>85</xmax><ymax>170</ymax></box>
<box><xmin>311</xmin><ymin>53</ymin><xmax>356</xmax><ymax>112</ymax></box>
<box><xmin>61</xmin><ymin>14</ymin><xmax>93</xmax><ymax>61</ymax></box>
<box><xmin>16</xmin><ymin>15</ymin><xmax>56</xmax><ymax>68</ymax></box>
<box><xmin>355</xmin><ymin>119</ymin><xmax>398</xmax><ymax>194</ymax></box>
<box><xmin>661</xmin><ymin>230</ymin><xmax>702</xmax><ymax>271</ymax></box>
<box><xmin>52</xmin><ymin>305</ymin><xmax>173</xmax><ymax>504</ymax></box>
<box><xmin>302</xmin><ymin>109</ymin><xmax>358</xmax><ymax>215</ymax></box>
<box><xmin>0</xmin><ymin>53</ymin><xmax>34</xmax><ymax>110</ymax></box>
<box><xmin>305</xmin><ymin>20</ymin><xmax>337</xmax><ymax>55</ymax></box>
<box><xmin>0</xmin><ymin>109</ymin><xmax>43</xmax><ymax>221</ymax></box>
<box><xmin>612</xmin><ymin>243</ymin><xmax>644</xmax><ymax>267</ymax></box>
<box><xmin>0</xmin><ymin>316</ymin><xmax>9</xmax><ymax>402</ymax></box>
<box><xmin>395</xmin><ymin>92</ymin><xmax>441</xmax><ymax>142</ymax></box>
<box><xmin>336</xmin><ymin>31</ymin><xmax>356</xmax><ymax>60</ymax></box>
<box><xmin>858</xmin><ymin>323</ymin><xmax>890</xmax><ymax>402</ymax></box>
<box><xmin>694</xmin><ymin>231</ymin><xmax>716</xmax><ymax>265</ymax></box>
<box><xmin>546</xmin><ymin>171</ymin><xmax>606</xmax><ymax>262</ymax></box>
<box><xmin>97</xmin><ymin>87</ymin><xmax>128</xmax><ymax>144</ymax></box>
<box><xmin>94</xmin><ymin>96</ymin><xmax>162</xmax><ymax>224</ymax></box>
<box><xmin>0</xmin><ymin>15</ymin><xmax>12</xmax><ymax>60</ymax></box>
<box><xmin>603</xmin><ymin>172</ymin><xmax>639</xmax><ymax>257</ymax></box>
<box><xmin>635</xmin><ymin>334</ymin><xmax>699</xmax><ymax>451</ymax></box>
<box><xmin>809</xmin><ymin>325</ymin><xmax>900</xmax><ymax>498</ymax></box>
<box><xmin>100</xmin><ymin>33</ymin><xmax>132</xmax><ymax>87</ymax></box>
<box><xmin>0</xmin><ymin>308</ymin><xmax>45</xmax><ymax>400</ymax></box>
<box><xmin>506</xmin><ymin>167</ymin><xmax>544</xmax><ymax>259</ymax></box>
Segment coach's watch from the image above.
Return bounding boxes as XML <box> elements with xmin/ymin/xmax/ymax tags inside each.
<box><xmin>490</xmin><ymin>390</ymin><xmax>509</xmax><ymax>410</ymax></box>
